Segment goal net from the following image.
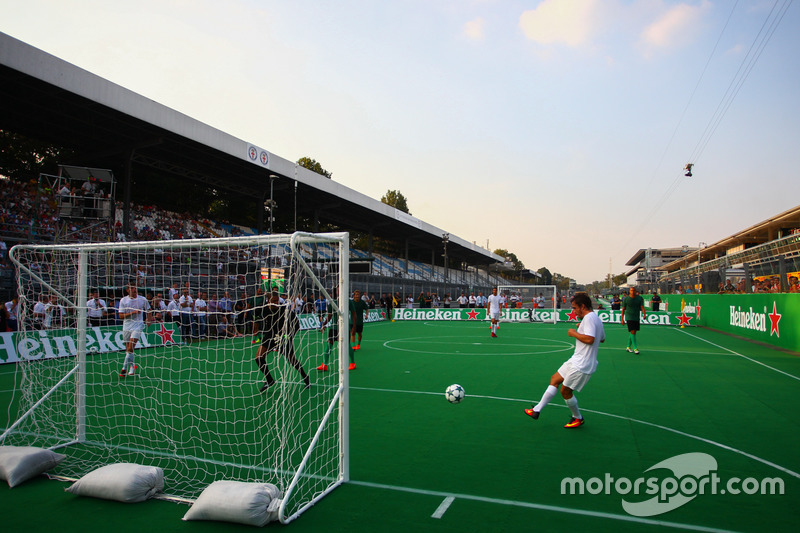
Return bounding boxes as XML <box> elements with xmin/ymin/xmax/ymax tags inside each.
<box><xmin>3</xmin><ymin>232</ymin><xmax>350</xmax><ymax>524</ymax></box>
<box><xmin>496</xmin><ymin>285</ymin><xmax>559</xmax><ymax>324</ymax></box>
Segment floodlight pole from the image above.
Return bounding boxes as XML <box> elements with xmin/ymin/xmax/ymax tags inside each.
<box><xmin>268</xmin><ymin>174</ymin><xmax>278</xmax><ymax>234</ymax></box>
<box><xmin>442</xmin><ymin>233</ymin><xmax>449</xmax><ymax>285</ymax></box>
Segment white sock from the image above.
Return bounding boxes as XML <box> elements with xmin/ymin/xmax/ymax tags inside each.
<box><xmin>533</xmin><ymin>385</ymin><xmax>558</xmax><ymax>413</ymax></box>
<box><xmin>124</xmin><ymin>352</ymin><xmax>134</xmax><ymax>369</ymax></box>
<box><xmin>565</xmin><ymin>396</ymin><xmax>582</xmax><ymax>419</ymax></box>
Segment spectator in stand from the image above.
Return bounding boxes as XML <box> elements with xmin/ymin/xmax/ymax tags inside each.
<box><xmin>651</xmin><ymin>290</ymin><xmax>662</xmax><ymax>312</ymax></box>
<box><xmin>457</xmin><ymin>293</ymin><xmax>468</xmax><ymax>308</ymax></box>
<box><xmin>33</xmin><ymin>293</ymin><xmax>47</xmax><ymax>329</ymax></box>
<box><xmin>234</xmin><ymin>291</ymin><xmax>249</xmax><ymax>335</ymax></box>
<box><xmin>294</xmin><ymin>293</ymin><xmax>305</xmax><ymax>315</ymax></box>
<box><xmin>218</xmin><ymin>291</ymin><xmax>233</xmax><ymax>321</ymax></box>
<box><xmin>5</xmin><ymin>296</ymin><xmax>18</xmax><ymax>332</ymax></box>
<box><xmin>723</xmin><ymin>279</ymin><xmax>736</xmax><ymax>292</ymax></box>
<box><xmin>151</xmin><ymin>293</ymin><xmax>167</xmax><ymax>322</ymax></box>
<box><xmin>167</xmin><ymin>292</ymin><xmax>181</xmax><ymax>323</ymax></box>
<box><xmin>194</xmin><ymin>291</ymin><xmax>208</xmax><ymax>338</ymax></box>
<box><xmin>207</xmin><ymin>293</ymin><xmax>219</xmax><ymax>333</ymax></box>
<box><xmin>179</xmin><ymin>287</ymin><xmax>195</xmax><ymax>341</ymax></box>
<box><xmin>217</xmin><ymin>314</ymin><xmax>243</xmax><ymax>338</ymax></box>
<box><xmin>43</xmin><ymin>294</ymin><xmax>62</xmax><ymax>330</ymax></box>
<box><xmin>315</xmin><ymin>293</ymin><xmax>327</xmax><ymax>319</ymax></box>
<box><xmin>169</xmin><ymin>282</ymin><xmax>179</xmax><ymax>301</ymax></box>
<box><xmin>468</xmin><ymin>292</ymin><xmax>477</xmax><ymax>308</ymax></box>
<box><xmin>789</xmin><ymin>276</ymin><xmax>800</xmax><ymax>293</ymax></box>
<box><xmin>87</xmin><ymin>290</ymin><xmax>108</xmax><ymax>327</ymax></box>
<box><xmin>417</xmin><ymin>291</ymin><xmax>426</xmax><ymax>308</ymax></box>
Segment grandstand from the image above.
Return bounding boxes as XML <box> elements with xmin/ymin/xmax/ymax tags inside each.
<box><xmin>0</xmin><ymin>32</ymin><xmax>523</xmax><ymax>305</ymax></box>
<box><xmin>624</xmin><ymin>204</ymin><xmax>800</xmax><ymax>294</ymax></box>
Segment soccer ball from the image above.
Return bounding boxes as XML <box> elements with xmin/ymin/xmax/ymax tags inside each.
<box><xmin>445</xmin><ymin>384</ymin><xmax>465</xmax><ymax>404</ymax></box>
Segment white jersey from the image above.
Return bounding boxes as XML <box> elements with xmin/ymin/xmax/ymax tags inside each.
<box><xmin>179</xmin><ymin>295</ymin><xmax>194</xmax><ymax>314</ymax></box>
<box><xmin>167</xmin><ymin>299</ymin><xmax>181</xmax><ymax>318</ymax></box>
<box><xmin>567</xmin><ymin>311</ymin><xmax>605</xmax><ymax>374</ymax></box>
<box><xmin>5</xmin><ymin>300</ymin><xmax>17</xmax><ymax>320</ymax></box>
<box><xmin>87</xmin><ymin>298</ymin><xmax>107</xmax><ymax>318</ymax></box>
<box><xmin>120</xmin><ymin>295</ymin><xmax>150</xmax><ymax>331</ymax></box>
<box><xmin>487</xmin><ymin>294</ymin><xmax>503</xmax><ymax>314</ymax></box>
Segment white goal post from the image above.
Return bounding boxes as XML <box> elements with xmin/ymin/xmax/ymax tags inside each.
<box><xmin>496</xmin><ymin>285</ymin><xmax>559</xmax><ymax>324</ymax></box>
<box><xmin>3</xmin><ymin>232</ymin><xmax>350</xmax><ymax>524</ymax></box>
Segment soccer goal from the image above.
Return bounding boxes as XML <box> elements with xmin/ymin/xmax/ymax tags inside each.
<box><xmin>3</xmin><ymin>232</ymin><xmax>350</xmax><ymax>524</ymax></box>
<box><xmin>496</xmin><ymin>285</ymin><xmax>559</xmax><ymax>324</ymax></box>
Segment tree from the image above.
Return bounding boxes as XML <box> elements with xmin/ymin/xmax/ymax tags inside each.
<box><xmin>493</xmin><ymin>248</ymin><xmax>526</xmax><ymax>280</ymax></box>
<box><xmin>537</xmin><ymin>267</ymin><xmax>553</xmax><ymax>285</ymax></box>
<box><xmin>381</xmin><ymin>190</ymin><xmax>411</xmax><ymax>215</ymax></box>
<box><xmin>0</xmin><ymin>130</ymin><xmax>73</xmax><ymax>181</ymax></box>
<box><xmin>297</xmin><ymin>157</ymin><xmax>332</xmax><ymax>179</ymax></box>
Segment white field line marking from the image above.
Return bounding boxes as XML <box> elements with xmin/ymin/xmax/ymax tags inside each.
<box><xmin>350</xmin><ymin>480</ymin><xmax>737</xmax><ymax>533</ymax></box>
<box><xmin>676</xmin><ymin>328</ymin><xmax>800</xmax><ymax>382</ymax></box>
<box><xmin>431</xmin><ymin>496</ymin><xmax>454</xmax><ymax>519</ymax></box>
<box><xmin>351</xmin><ymin>387</ymin><xmax>800</xmax><ymax>480</ymax></box>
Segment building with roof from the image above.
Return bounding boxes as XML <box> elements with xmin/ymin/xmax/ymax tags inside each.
<box><xmin>624</xmin><ymin>204</ymin><xmax>800</xmax><ymax>293</ymax></box>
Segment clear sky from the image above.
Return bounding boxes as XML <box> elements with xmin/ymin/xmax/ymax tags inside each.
<box><xmin>2</xmin><ymin>0</ymin><xmax>798</xmax><ymax>283</ymax></box>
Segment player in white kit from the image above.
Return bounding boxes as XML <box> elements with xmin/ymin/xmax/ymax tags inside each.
<box><xmin>486</xmin><ymin>287</ymin><xmax>503</xmax><ymax>338</ymax></box>
<box><xmin>525</xmin><ymin>293</ymin><xmax>605</xmax><ymax>428</ymax></box>
<box><xmin>118</xmin><ymin>283</ymin><xmax>151</xmax><ymax>377</ymax></box>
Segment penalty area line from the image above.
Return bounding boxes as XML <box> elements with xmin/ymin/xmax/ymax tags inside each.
<box><xmin>431</xmin><ymin>496</ymin><xmax>455</xmax><ymax>519</ymax></box>
<box><xmin>349</xmin><ymin>480</ymin><xmax>736</xmax><ymax>533</ymax></box>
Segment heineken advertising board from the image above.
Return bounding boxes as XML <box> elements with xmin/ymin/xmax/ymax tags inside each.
<box><xmin>392</xmin><ymin>307</ymin><xmax>696</xmax><ymax>326</ymax></box>
<box><xmin>0</xmin><ymin>310</ymin><xmax>388</xmax><ymax>365</ymax></box>
<box><xmin>0</xmin><ymin>322</ymin><xmax>183</xmax><ymax>364</ymax></box>
<box><xmin>659</xmin><ymin>293</ymin><xmax>799</xmax><ymax>352</ymax></box>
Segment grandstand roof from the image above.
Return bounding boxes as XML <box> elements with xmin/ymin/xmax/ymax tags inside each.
<box><xmin>656</xmin><ymin>204</ymin><xmax>800</xmax><ymax>273</ymax></box>
<box><xmin>0</xmin><ymin>32</ymin><xmax>502</xmax><ymax>267</ymax></box>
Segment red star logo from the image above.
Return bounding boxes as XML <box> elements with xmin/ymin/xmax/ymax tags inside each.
<box><xmin>467</xmin><ymin>309</ymin><xmax>479</xmax><ymax>320</ymax></box>
<box><xmin>154</xmin><ymin>323</ymin><xmax>176</xmax><ymax>345</ymax></box>
<box><xmin>566</xmin><ymin>309</ymin><xmax>579</xmax><ymax>321</ymax></box>
<box><xmin>695</xmin><ymin>305</ymin><xmax>701</xmax><ymax>320</ymax></box>
<box><xmin>380</xmin><ymin>311</ymin><xmax>386</xmax><ymax>319</ymax></box>
<box><xmin>768</xmin><ymin>302</ymin><xmax>781</xmax><ymax>337</ymax></box>
<box><xmin>677</xmin><ymin>313</ymin><xmax>692</xmax><ymax>327</ymax></box>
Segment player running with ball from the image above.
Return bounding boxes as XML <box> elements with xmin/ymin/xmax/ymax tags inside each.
<box><xmin>118</xmin><ymin>282</ymin><xmax>151</xmax><ymax>377</ymax></box>
<box><xmin>486</xmin><ymin>287</ymin><xmax>502</xmax><ymax>337</ymax></box>
<box><xmin>525</xmin><ymin>293</ymin><xmax>605</xmax><ymax>428</ymax></box>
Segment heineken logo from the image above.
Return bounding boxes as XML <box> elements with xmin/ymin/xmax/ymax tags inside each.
<box><xmin>0</xmin><ymin>325</ymin><xmax>176</xmax><ymax>364</ymax></box>
<box><xmin>730</xmin><ymin>303</ymin><xmax>782</xmax><ymax>337</ymax></box>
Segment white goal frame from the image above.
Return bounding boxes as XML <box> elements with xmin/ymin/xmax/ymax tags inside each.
<box><xmin>496</xmin><ymin>284</ymin><xmax>559</xmax><ymax>324</ymax></box>
<box><xmin>3</xmin><ymin>231</ymin><xmax>350</xmax><ymax>524</ymax></box>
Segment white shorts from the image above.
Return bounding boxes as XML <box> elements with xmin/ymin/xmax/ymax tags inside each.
<box><xmin>489</xmin><ymin>311</ymin><xmax>501</xmax><ymax>321</ymax></box>
<box><xmin>123</xmin><ymin>328</ymin><xmax>143</xmax><ymax>342</ymax></box>
<box><xmin>557</xmin><ymin>361</ymin><xmax>592</xmax><ymax>392</ymax></box>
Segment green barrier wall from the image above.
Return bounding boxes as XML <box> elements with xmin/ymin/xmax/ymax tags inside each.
<box><xmin>654</xmin><ymin>293</ymin><xmax>800</xmax><ymax>352</ymax></box>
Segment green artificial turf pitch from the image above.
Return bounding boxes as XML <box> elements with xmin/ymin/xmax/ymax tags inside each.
<box><xmin>2</xmin><ymin>319</ymin><xmax>799</xmax><ymax>532</ymax></box>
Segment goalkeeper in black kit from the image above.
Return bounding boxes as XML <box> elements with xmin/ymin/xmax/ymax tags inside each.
<box><xmin>255</xmin><ymin>290</ymin><xmax>310</xmax><ymax>392</ymax></box>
